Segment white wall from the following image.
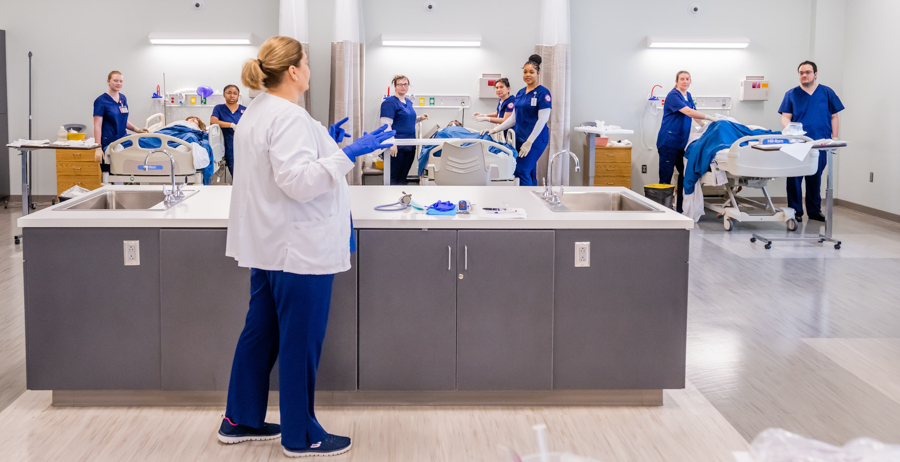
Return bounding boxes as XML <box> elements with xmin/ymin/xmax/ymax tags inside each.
<box><xmin>360</xmin><ymin>0</ymin><xmax>539</xmax><ymax>131</ymax></box>
<box><xmin>569</xmin><ymin>0</ymin><xmax>831</xmax><ymax>190</ymax></box>
<box><xmin>1</xmin><ymin>0</ymin><xmax>278</xmax><ymax>195</ymax></box>
<box><xmin>4</xmin><ymin>0</ymin><xmax>860</xmax><ymax>204</ymax></box>
<box><xmin>839</xmin><ymin>0</ymin><xmax>899</xmax><ymax>215</ymax></box>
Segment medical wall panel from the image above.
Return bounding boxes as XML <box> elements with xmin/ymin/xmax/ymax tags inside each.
<box><xmin>23</xmin><ymin>228</ymin><xmax>162</xmax><ymax>390</ymax></box>
<box><xmin>358</xmin><ymin>229</ymin><xmax>458</xmax><ymax>391</ymax></box>
<box><xmin>552</xmin><ymin>229</ymin><xmax>689</xmax><ymax>390</ymax></box>
<box><xmin>456</xmin><ymin>230</ymin><xmax>554</xmax><ymax>390</ymax></box>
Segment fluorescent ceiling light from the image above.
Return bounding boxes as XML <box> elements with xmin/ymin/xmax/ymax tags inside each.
<box><xmin>647</xmin><ymin>36</ymin><xmax>750</xmax><ymax>49</ymax></box>
<box><xmin>149</xmin><ymin>32</ymin><xmax>251</xmax><ymax>45</ymax></box>
<box><xmin>382</xmin><ymin>34</ymin><xmax>481</xmax><ymax>47</ymax></box>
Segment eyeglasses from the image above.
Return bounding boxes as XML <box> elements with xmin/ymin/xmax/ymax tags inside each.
<box><xmin>395</xmin><ymin>83</ymin><xmax>409</xmax><ymax>87</ymax></box>
<box><xmin>799</xmin><ymin>71</ymin><xmax>814</xmax><ymax>75</ymax></box>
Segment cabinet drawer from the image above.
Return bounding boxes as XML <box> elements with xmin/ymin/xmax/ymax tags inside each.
<box><xmin>594</xmin><ymin>147</ymin><xmax>632</xmax><ymax>163</ymax></box>
<box><xmin>592</xmin><ymin>177</ymin><xmax>631</xmax><ymax>188</ymax></box>
<box><xmin>594</xmin><ymin>162</ymin><xmax>631</xmax><ymax>177</ymax></box>
<box><xmin>57</xmin><ymin>161</ymin><xmax>101</xmax><ymax>176</ymax></box>
<box><xmin>56</xmin><ymin>150</ymin><xmax>98</xmax><ymax>163</ymax></box>
<box><xmin>57</xmin><ymin>176</ymin><xmax>102</xmax><ymax>195</ymax></box>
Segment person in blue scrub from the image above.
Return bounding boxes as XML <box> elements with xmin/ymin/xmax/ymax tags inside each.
<box><xmin>656</xmin><ymin>71</ymin><xmax>718</xmax><ymax>213</ymax></box>
<box><xmin>473</xmin><ymin>78</ymin><xmax>516</xmax><ymax>125</ymax></box>
<box><xmin>486</xmin><ymin>55</ymin><xmax>552</xmax><ymax>186</ymax></box>
<box><xmin>210</xmin><ymin>84</ymin><xmax>246</xmax><ymax>176</ymax></box>
<box><xmin>779</xmin><ymin>60</ymin><xmax>844</xmax><ymax>222</ymax></box>
<box><xmin>380</xmin><ymin>75</ymin><xmax>428</xmax><ymax>185</ymax></box>
<box><xmin>92</xmin><ymin>70</ymin><xmax>147</xmax><ymax>172</ymax></box>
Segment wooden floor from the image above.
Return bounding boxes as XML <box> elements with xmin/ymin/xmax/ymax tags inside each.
<box><xmin>0</xmin><ymin>204</ymin><xmax>899</xmax><ymax>460</ymax></box>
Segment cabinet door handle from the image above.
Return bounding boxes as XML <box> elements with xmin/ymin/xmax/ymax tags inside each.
<box><xmin>464</xmin><ymin>245</ymin><xmax>468</xmax><ymax>270</ymax></box>
<box><xmin>447</xmin><ymin>246</ymin><xmax>451</xmax><ymax>270</ymax></box>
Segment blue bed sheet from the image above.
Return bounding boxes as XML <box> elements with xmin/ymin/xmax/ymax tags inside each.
<box><xmin>683</xmin><ymin>121</ymin><xmax>779</xmax><ymax>195</ymax></box>
<box><xmin>121</xmin><ymin>124</ymin><xmax>215</xmax><ymax>184</ymax></box>
<box><xmin>416</xmin><ymin>126</ymin><xmax>518</xmax><ymax>176</ymax></box>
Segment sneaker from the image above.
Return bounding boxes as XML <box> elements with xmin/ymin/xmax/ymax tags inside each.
<box><xmin>808</xmin><ymin>213</ymin><xmax>826</xmax><ymax>222</ymax></box>
<box><xmin>284</xmin><ymin>434</ymin><xmax>352</xmax><ymax>458</ymax></box>
<box><xmin>217</xmin><ymin>417</ymin><xmax>281</xmax><ymax>444</ymax></box>
<box><xmin>795</xmin><ymin>215</ymin><xmax>803</xmax><ymax>223</ymax></box>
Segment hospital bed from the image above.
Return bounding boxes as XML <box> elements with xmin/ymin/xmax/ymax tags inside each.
<box><xmin>103</xmin><ymin>119</ymin><xmax>224</xmax><ymax>184</ymax></box>
<box><xmin>694</xmin><ymin>128</ymin><xmax>817</xmax><ymax>232</ymax></box>
<box><xmin>383</xmin><ymin>125</ymin><xmax>518</xmax><ymax>186</ymax></box>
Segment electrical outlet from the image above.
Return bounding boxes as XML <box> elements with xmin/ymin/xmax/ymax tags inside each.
<box><xmin>575</xmin><ymin>242</ymin><xmax>590</xmax><ymax>267</ymax></box>
<box><xmin>870</xmin><ymin>172</ymin><xmax>874</xmax><ymax>182</ymax></box>
<box><xmin>642</xmin><ymin>165</ymin><xmax>647</xmax><ymax>174</ymax></box>
<box><xmin>124</xmin><ymin>240</ymin><xmax>140</xmax><ymax>266</ymax></box>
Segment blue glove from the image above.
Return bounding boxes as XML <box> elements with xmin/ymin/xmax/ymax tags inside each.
<box><xmin>328</xmin><ymin>117</ymin><xmax>351</xmax><ymax>144</ymax></box>
<box><xmin>343</xmin><ymin>124</ymin><xmax>395</xmax><ymax>161</ymax></box>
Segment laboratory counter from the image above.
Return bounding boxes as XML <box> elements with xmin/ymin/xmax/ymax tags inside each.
<box><xmin>19</xmin><ymin>185</ymin><xmax>691</xmax><ymax>407</ymax></box>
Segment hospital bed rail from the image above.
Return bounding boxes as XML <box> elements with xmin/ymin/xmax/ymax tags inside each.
<box><xmin>104</xmin><ymin>133</ymin><xmax>200</xmax><ymax>184</ymax></box>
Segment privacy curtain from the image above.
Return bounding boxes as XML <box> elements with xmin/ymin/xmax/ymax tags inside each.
<box><xmin>330</xmin><ymin>0</ymin><xmax>366</xmax><ymax>185</ymax></box>
<box><xmin>279</xmin><ymin>0</ymin><xmax>312</xmax><ymax>111</ymax></box>
<box><xmin>535</xmin><ymin>0</ymin><xmax>572</xmax><ymax>186</ymax></box>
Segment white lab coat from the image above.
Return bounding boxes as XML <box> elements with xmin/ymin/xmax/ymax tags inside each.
<box><xmin>226</xmin><ymin>92</ymin><xmax>355</xmax><ymax>275</ymax></box>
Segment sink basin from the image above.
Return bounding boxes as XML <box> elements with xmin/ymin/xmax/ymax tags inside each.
<box><xmin>55</xmin><ymin>189</ymin><xmax>197</xmax><ymax>211</ymax></box>
<box><xmin>532</xmin><ymin>191</ymin><xmax>661</xmax><ymax>212</ymax></box>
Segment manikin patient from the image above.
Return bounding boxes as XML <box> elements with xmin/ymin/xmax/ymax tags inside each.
<box><xmin>185</xmin><ymin>116</ymin><xmax>208</xmax><ymax>132</ymax></box>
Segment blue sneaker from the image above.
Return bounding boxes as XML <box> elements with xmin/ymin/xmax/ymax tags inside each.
<box><xmin>217</xmin><ymin>417</ymin><xmax>281</xmax><ymax>444</ymax></box>
<box><xmin>284</xmin><ymin>434</ymin><xmax>352</xmax><ymax>457</ymax></box>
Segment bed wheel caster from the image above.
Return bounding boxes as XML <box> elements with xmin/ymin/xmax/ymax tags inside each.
<box><xmin>835</xmin><ymin>242</ymin><xmax>841</xmax><ymax>250</ymax></box>
<box><xmin>787</xmin><ymin>219</ymin><xmax>798</xmax><ymax>232</ymax></box>
<box><xmin>724</xmin><ymin>218</ymin><xmax>734</xmax><ymax>232</ymax></box>
<box><xmin>765</xmin><ymin>243</ymin><xmax>772</xmax><ymax>250</ymax></box>
<box><xmin>750</xmin><ymin>237</ymin><xmax>757</xmax><ymax>243</ymax></box>
<box><xmin>14</xmin><ymin>236</ymin><xmax>20</xmax><ymax>245</ymax></box>
<box><xmin>30</xmin><ymin>203</ymin><xmax>36</xmax><ymax>210</ymax></box>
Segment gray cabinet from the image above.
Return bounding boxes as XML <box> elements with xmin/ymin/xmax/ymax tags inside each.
<box><xmin>23</xmin><ymin>228</ymin><xmax>162</xmax><ymax>390</ymax></box>
<box><xmin>158</xmin><ymin>229</ymin><xmax>358</xmax><ymax>392</ymax></box>
<box><xmin>456</xmin><ymin>230</ymin><xmax>554</xmax><ymax>390</ymax></box>
<box><xmin>358</xmin><ymin>230</ymin><xmax>458</xmax><ymax>390</ymax></box>
<box><xmin>553</xmin><ymin>229</ymin><xmax>689</xmax><ymax>390</ymax></box>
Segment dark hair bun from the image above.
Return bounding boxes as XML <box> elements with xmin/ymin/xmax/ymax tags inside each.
<box><xmin>528</xmin><ymin>54</ymin><xmax>542</xmax><ymax>65</ymax></box>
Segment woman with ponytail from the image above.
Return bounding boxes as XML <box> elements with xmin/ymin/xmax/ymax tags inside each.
<box><xmin>218</xmin><ymin>36</ymin><xmax>394</xmax><ymax>458</ymax></box>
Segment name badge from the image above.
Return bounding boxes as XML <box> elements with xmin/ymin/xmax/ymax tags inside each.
<box><xmin>531</xmin><ymin>97</ymin><xmax>537</xmax><ymax>107</ymax></box>
<box><xmin>120</xmin><ymin>106</ymin><xmax>129</xmax><ymax>114</ymax></box>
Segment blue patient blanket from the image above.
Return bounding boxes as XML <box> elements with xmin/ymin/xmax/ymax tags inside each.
<box><xmin>123</xmin><ymin>124</ymin><xmax>215</xmax><ymax>185</ymax></box>
<box><xmin>416</xmin><ymin>126</ymin><xmax>518</xmax><ymax>176</ymax></box>
<box><xmin>683</xmin><ymin>121</ymin><xmax>779</xmax><ymax>195</ymax></box>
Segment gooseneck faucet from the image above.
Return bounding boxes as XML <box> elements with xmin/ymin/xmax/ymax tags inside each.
<box><xmin>543</xmin><ymin>150</ymin><xmax>581</xmax><ymax>205</ymax></box>
<box><xmin>144</xmin><ymin>150</ymin><xmax>185</xmax><ymax>207</ymax></box>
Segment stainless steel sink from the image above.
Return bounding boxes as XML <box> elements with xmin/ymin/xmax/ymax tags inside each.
<box><xmin>532</xmin><ymin>191</ymin><xmax>661</xmax><ymax>212</ymax></box>
<box><xmin>55</xmin><ymin>189</ymin><xmax>197</xmax><ymax>211</ymax></box>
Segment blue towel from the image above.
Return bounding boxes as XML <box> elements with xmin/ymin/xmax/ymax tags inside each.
<box><xmin>122</xmin><ymin>125</ymin><xmax>216</xmax><ymax>185</ymax></box>
<box><xmin>417</xmin><ymin>126</ymin><xmax>518</xmax><ymax>176</ymax></box>
<box><xmin>683</xmin><ymin>121</ymin><xmax>779</xmax><ymax>195</ymax></box>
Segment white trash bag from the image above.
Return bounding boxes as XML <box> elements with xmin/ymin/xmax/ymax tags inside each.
<box><xmin>750</xmin><ymin>428</ymin><xmax>900</xmax><ymax>462</ymax></box>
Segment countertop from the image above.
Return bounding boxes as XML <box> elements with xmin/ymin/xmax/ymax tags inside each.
<box><xmin>18</xmin><ymin>185</ymin><xmax>694</xmax><ymax>230</ymax></box>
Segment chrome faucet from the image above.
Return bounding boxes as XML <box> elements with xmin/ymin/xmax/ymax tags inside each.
<box><xmin>543</xmin><ymin>150</ymin><xmax>581</xmax><ymax>205</ymax></box>
<box><xmin>143</xmin><ymin>149</ymin><xmax>185</xmax><ymax>207</ymax></box>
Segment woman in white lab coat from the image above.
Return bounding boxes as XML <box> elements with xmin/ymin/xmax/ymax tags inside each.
<box><xmin>217</xmin><ymin>36</ymin><xmax>394</xmax><ymax>458</ymax></box>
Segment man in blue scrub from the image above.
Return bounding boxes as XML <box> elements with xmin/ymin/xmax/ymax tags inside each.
<box><xmin>779</xmin><ymin>61</ymin><xmax>844</xmax><ymax>222</ymax></box>
<box><xmin>211</xmin><ymin>85</ymin><xmax>246</xmax><ymax>176</ymax></box>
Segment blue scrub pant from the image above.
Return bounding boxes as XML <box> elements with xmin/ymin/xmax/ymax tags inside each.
<box><xmin>390</xmin><ymin>145</ymin><xmax>417</xmax><ymax>185</ymax></box>
<box><xmin>514</xmin><ymin>138</ymin><xmax>548</xmax><ymax>186</ymax></box>
<box><xmin>786</xmin><ymin>150</ymin><xmax>827</xmax><ymax>218</ymax></box>
<box><xmin>658</xmin><ymin>146</ymin><xmax>685</xmax><ymax>213</ymax></box>
<box><xmin>224</xmin><ymin>147</ymin><xmax>234</xmax><ymax>176</ymax></box>
<box><xmin>225</xmin><ymin>269</ymin><xmax>335</xmax><ymax>450</ymax></box>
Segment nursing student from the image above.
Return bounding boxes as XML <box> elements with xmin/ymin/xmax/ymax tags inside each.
<box><xmin>219</xmin><ymin>36</ymin><xmax>394</xmax><ymax>457</ymax></box>
<box><xmin>656</xmin><ymin>71</ymin><xmax>718</xmax><ymax>213</ymax></box>
<box><xmin>485</xmin><ymin>55</ymin><xmax>551</xmax><ymax>186</ymax></box>
<box><xmin>380</xmin><ymin>75</ymin><xmax>428</xmax><ymax>185</ymax></box>
<box><xmin>778</xmin><ymin>60</ymin><xmax>844</xmax><ymax>222</ymax></box>
<box><xmin>210</xmin><ymin>85</ymin><xmax>246</xmax><ymax>176</ymax></box>
<box><xmin>92</xmin><ymin>71</ymin><xmax>147</xmax><ymax>171</ymax></box>
<box><xmin>473</xmin><ymin>77</ymin><xmax>516</xmax><ymax>125</ymax></box>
